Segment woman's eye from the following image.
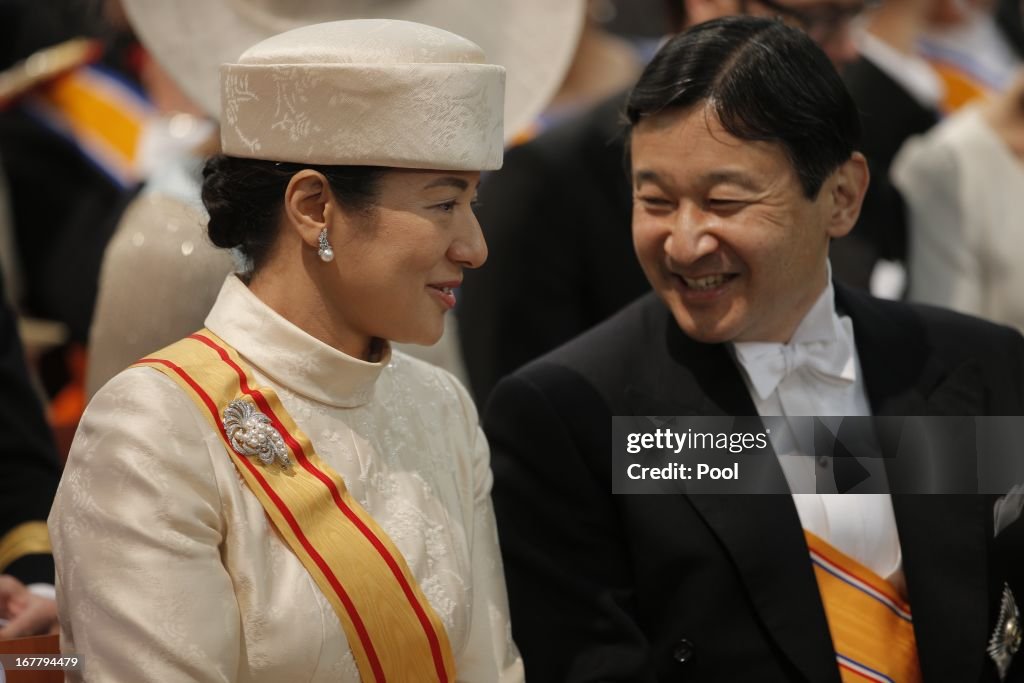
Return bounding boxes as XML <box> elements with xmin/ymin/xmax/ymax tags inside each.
<box><xmin>437</xmin><ymin>200</ymin><xmax>457</xmax><ymax>212</ymax></box>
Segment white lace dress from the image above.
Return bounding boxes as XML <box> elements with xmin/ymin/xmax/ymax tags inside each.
<box><xmin>49</xmin><ymin>275</ymin><xmax>523</xmax><ymax>682</ymax></box>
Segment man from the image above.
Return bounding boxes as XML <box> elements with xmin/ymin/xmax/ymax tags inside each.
<box><xmin>487</xmin><ymin>17</ymin><xmax>1024</xmax><ymax>682</ymax></box>
<box><xmin>459</xmin><ymin>0</ymin><xmax>868</xmax><ymax>403</ymax></box>
<box><xmin>0</xmin><ymin>263</ymin><xmax>60</xmax><ymax>638</ymax></box>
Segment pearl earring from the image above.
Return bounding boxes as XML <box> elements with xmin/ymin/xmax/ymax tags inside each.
<box><xmin>317</xmin><ymin>228</ymin><xmax>334</xmax><ymax>262</ymax></box>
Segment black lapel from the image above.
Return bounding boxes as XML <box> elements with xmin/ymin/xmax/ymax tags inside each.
<box><xmin>890</xmin><ymin>495</ymin><xmax>991</xmax><ymax>682</ymax></box>
<box><xmin>836</xmin><ymin>283</ymin><xmax>992</xmax><ymax>680</ymax></box>
<box><xmin>621</xmin><ymin>304</ymin><xmax>758</xmax><ymax>417</ymax></box>
<box><xmin>835</xmin><ymin>283</ymin><xmax>933</xmax><ymax>416</ymax></box>
<box><xmin>626</xmin><ymin>304</ymin><xmax>841</xmax><ymax>682</ymax></box>
<box><xmin>686</xmin><ymin>495</ymin><xmax>843</xmax><ymax>682</ymax></box>
<box><xmin>835</xmin><ymin>282</ymin><xmax>985</xmax><ymax>416</ymax></box>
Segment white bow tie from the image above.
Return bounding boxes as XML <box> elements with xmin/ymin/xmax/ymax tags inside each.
<box><xmin>733</xmin><ymin>330</ymin><xmax>857</xmax><ymax>401</ymax></box>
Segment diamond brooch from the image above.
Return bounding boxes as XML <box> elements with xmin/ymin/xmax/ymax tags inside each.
<box><xmin>222</xmin><ymin>398</ymin><xmax>291</xmax><ymax>468</ymax></box>
<box><xmin>988</xmin><ymin>583</ymin><xmax>1021</xmax><ymax>680</ymax></box>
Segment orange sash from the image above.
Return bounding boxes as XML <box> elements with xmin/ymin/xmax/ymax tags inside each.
<box><xmin>805</xmin><ymin>531</ymin><xmax>922</xmax><ymax>683</ymax></box>
<box><xmin>30</xmin><ymin>65</ymin><xmax>150</xmax><ymax>187</ymax></box>
<box><xmin>134</xmin><ymin>330</ymin><xmax>455</xmax><ymax>683</ymax></box>
<box><xmin>930</xmin><ymin>61</ymin><xmax>992</xmax><ymax>113</ymax></box>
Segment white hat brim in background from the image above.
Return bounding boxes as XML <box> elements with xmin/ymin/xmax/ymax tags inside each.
<box><xmin>121</xmin><ymin>0</ymin><xmax>585</xmax><ymax>144</ymax></box>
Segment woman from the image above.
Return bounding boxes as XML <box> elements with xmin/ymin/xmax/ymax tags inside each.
<box><xmin>84</xmin><ymin>0</ymin><xmax>584</xmax><ymax>397</ymax></box>
<box><xmin>894</xmin><ymin>69</ymin><xmax>1024</xmax><ymax>333</ymax></box>
<box><xmin>49</xmin><ymin>19</ymin><xmax>522</xmax><ymax>682</ymax></box>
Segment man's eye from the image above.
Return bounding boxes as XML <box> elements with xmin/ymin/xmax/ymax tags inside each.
<box><xmin>639</xmin><ymin>196</ymin><xmax>673</xmax><ymax>208</ymax></box>
<box><xmin>437</xmin><ymin>201</ymin><xmax>457</xmax><ymax>212</ymax></box>
<box><xmin>707</xmin><ymin>198</ymin><xmax>745</xmax><ymax>209</ymax></box>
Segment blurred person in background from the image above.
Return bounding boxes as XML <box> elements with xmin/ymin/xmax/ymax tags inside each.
<box><xmin>836</xmin><ymin>0</ymin><xmax>944</xmax><ymax>295</ymax></box>
<box><xmin>893</xmin><ymin>68</ymin><xmax>1024</xmax><ymax>332</ymax></box>
<box><xmin>0</xmin><ymin>0</ymin><xmax>150</xmax><ymax>448</ymax></box>
<box><xmin>837</xmin><ymin>0</ymin><xmax>1024</xmax><ymax>297</ymax></box>
<box><xmin>918</xmin><ymin>0</ymin><xmax>1022</xmax><ymax>110</ymax></box>
<box><xmin>0</xmin><ymin>260</ymin><xmax>60</xmax><ymax>639</ymax></box>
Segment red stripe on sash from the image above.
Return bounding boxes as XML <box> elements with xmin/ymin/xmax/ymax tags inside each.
<box><xmin>809</xmin><ymin>549</ymin><xmax>911</xmax><ymax>621</ymax></box>
<box><xmin>187</xmin><ymin>333</ymin><xmax>451</xmax><ymax>682</ymax></box>
<box><xmin>838</xmin><ymin>659</ymin><xmax>893</xmax><ymax>682</ymax></box>
<box><xmin>137</xmin><ymin>356</ymin><xmax>387</xmax><ymax>682</ymax></box>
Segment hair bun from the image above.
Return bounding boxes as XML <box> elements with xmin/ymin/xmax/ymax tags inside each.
<box><xmin>202</xmin><ymin>155</ymin><xmax>250</xmax><ymax>250</ymax></box>
<box><xmin>199</xmin><ymin>154</ymin><xmax>382</xmax><ymax>271</ymax></box>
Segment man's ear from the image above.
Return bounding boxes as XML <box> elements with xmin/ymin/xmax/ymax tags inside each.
<box><xmin>283</xmin><ymin>170</ymin><xmax>337</xmax><ymax>249</ymax></box>
<box><xmin>825</xmin><ymin>151</ymin><xmax>870</xmax><ymax>239</ymax></box>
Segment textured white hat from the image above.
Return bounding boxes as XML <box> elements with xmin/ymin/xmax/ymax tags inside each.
<box><xmin>219</xmin><ymin>19</ymin><xmax>505</xmax><ymax>169</ymax></box>
<box><xmin>121</xmin><ymin>0</ymin><xmax>584</xmax><ymax>144</ymax></box>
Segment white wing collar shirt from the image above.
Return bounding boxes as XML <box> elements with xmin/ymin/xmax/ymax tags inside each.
<box><xmin>49</xmin><ymin>274</ymin><xmax>524</xmax><ymax>683</ymax></box>
<box><xmin>731</xmin><ymin>272</ymin><xmax>906</xmax><ymax>596</ymax></box>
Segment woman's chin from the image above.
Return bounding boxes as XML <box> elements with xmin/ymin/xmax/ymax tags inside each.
<box><xmin>389</xmin><ymin>322</ymin><xmax>445</xmax><ymax>347</ymax></box>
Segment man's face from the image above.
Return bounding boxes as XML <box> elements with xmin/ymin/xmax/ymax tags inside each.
<box><xmin>631</xmin><ymin>106</ymin><xmax>849</xmax><ymax>344</ymax></box>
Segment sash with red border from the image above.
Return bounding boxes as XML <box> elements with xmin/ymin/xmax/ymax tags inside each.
<box><xmin>805</xmin><ymin>530</ymin><xmax>922</xmax><ymax>683</ymax></box>
<box><xmin>133</xmin><ymin>330</ymin><xmax>456</xmax><ymax>682</ymax></box>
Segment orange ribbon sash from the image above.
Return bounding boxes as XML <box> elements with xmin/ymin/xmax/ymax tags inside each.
<box><xmin>29</xmin><ymin>65</ymin><xmax>150</xmax><ymax>187</ymax></box>
<box><xmin>135</xmin><ymin>330</ymin><xmax>455</xmax><ymax>683</ymax></box>
<box><xmin>805</xmin><ymin>531</ymin><xmax>922</xmax><ymax>683</ymax></box>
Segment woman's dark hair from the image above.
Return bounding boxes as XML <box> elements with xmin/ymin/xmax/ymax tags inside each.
<box><xmin>202</xmin><ymin>155</ymin><xmax>386</xmax><ymax>270</ymax></box>
<box><xmin>626</xmin><ymin>16</ymin><xmax>861</xmax><ymax>198</ymax></box>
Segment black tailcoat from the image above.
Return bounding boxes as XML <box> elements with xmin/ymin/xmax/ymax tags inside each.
<box><xmin>487</xmin><ymin>285</ymin><xmax>1024</xmax><ymax>682</ymax></box>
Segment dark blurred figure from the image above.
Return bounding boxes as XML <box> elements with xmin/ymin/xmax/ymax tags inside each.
<box><xmin>0</xmin><ymin>262</ymin><xmax>60</xmax><ymax>638</ymax></box>
<box><xmin>0</xmin><ymin>0</ymin><xmax>147</xmax><ymax>404</ymax></box>
<box><xmin>839</xmin><ymin>0</ymin><xmax>1024</xmax><ymax>294</ymax></box>
<box><xmin>838</xmin><ymin>0</ymin><xmax>943</xmax><ymax>293</ymax></box>
<box><xmin>459</xmin><ymin>0</ymin><xmax>869</xmax><ymax>405</ymax></box>
<box><xmin>995</xmin><ymin>0</ymin><xmax>1024</xmax><ymax>55</ymax></box>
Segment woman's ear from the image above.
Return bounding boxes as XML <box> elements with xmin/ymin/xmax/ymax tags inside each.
<box><xmin>283</xmin><ymin>170</ymin><xmax>336</xmax><ymax>249</ymax></box>
<box><xmin>825</xmin><ymin>151</ymin><xmax>870</xmax><ymax>239</ymax></box>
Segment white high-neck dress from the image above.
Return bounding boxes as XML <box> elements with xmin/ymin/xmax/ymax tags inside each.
<box><xmin>49</xmin><ymin>274</ymin><xmax>523</xmax><ymax>682</ymax></box>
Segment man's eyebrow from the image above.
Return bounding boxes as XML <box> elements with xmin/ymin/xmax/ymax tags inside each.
<box><xmin>702</xmin><ymin>170</ymin><xmax>761</xmax><ymax>191</ymax></box>
<box><xmin>633</xmin><ymin>170</ymin><xmax>666</xmax><ymax>187</ymax></box>
<box><xmin>635</xmin><ymin>169</ymin><xmax>762</xmax><ymax>191</ymax></box>
<box><xmin>423</xmin><ymin>176</ymin><xmax>471</xmax><ymax>191</ymax></box>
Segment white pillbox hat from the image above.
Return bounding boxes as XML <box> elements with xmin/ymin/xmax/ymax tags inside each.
<box><xmin>219</xmin><ymin>19</ymin><xmax>505</xmax><ymax>170</ymax></box>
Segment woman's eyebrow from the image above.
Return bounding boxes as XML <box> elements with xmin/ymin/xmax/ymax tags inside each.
<box><xmin>423</xmin><ymin>176</ymin><xmax>471</xmax><ymax>191</ymax></box>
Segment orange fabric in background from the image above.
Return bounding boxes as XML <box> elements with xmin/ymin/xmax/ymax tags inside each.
<box><xmin>48</xmin><ymin>345</ymin><xmax>86</xmax><ymax>462</ymax></box>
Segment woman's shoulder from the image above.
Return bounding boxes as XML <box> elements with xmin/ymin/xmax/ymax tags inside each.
<box><xmin>74</xmin><ymin>365</ymin><xmax>223</xmax><ymax>470</ymax></box>
<box><xmin>88</xmin><ymin>363</ymin><xmax>193</xmax><ymax>407</ymax></box>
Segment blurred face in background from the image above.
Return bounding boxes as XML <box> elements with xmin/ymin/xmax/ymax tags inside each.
<box><xmin>683</xmin><ymin>0</ymin><xmax>873</xmax><ymax>65</ymax></box>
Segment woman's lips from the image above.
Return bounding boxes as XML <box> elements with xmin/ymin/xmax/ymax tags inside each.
<box><xmin>427</xmin><ymin>284</ymin><xmax>457</xmax><ymax>309</ymax></box>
